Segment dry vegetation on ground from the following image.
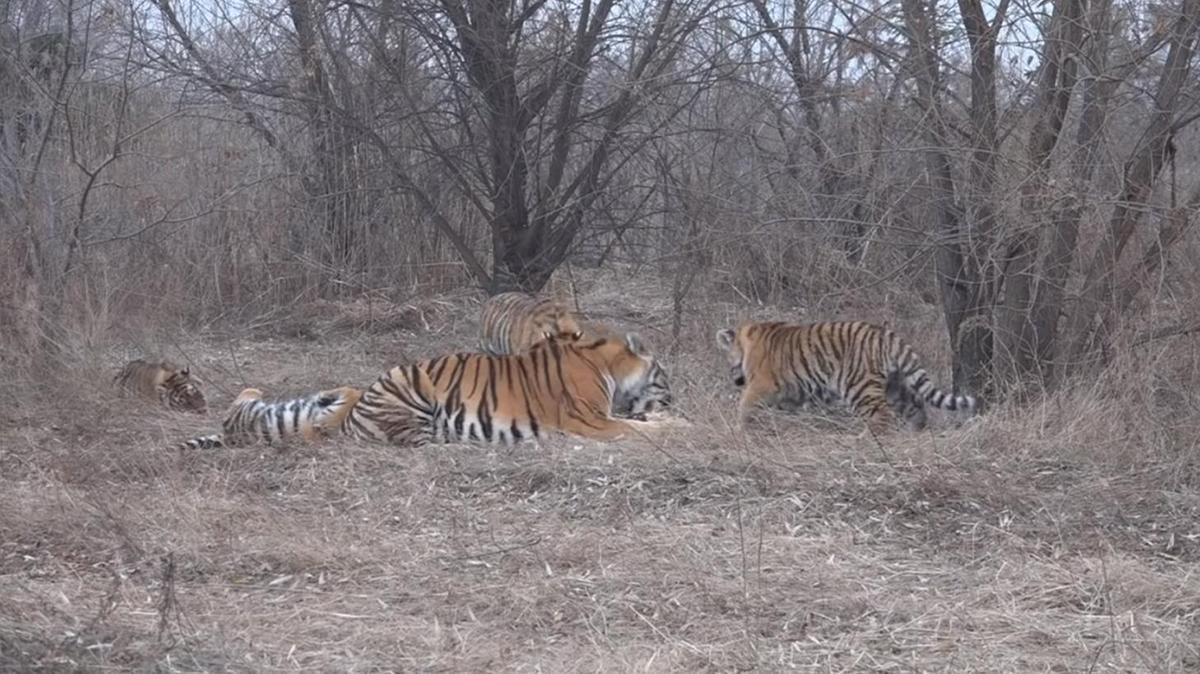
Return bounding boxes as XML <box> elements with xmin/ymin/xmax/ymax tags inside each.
<box><xmin>2</xmin><ymin>272</ymin><xmax>1199</xmax><ymax>672</ymax></box>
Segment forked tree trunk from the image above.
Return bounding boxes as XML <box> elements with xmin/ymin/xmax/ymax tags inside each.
<box><xmin>902</xmin><ymin>0</ymin><xmax>1006</xmax><ymax>396</ymax></box>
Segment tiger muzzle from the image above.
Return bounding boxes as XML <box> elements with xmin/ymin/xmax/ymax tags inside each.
<box><xmin>731</xmin><ymin>365</ymin><xmax>745</xmax><ymax>387</ymax></box>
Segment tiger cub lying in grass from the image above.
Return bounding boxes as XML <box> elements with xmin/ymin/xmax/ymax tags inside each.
<box><xmin>115</xmin><ymin>358</ymin><xmax>207</xmax><ymax>414</ymax></box>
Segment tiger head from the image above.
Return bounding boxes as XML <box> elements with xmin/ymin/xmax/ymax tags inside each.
<box><xmin>160</xmin><ymin>367</ymin><xmax>208</xmax><ymax>414</ymax></box>
<box><xmin>535</xmin><ymin>303</ymin><xmax>584</xmax><ymax>344</ymax></box>
<box><xmin>602</xmin><ymin>333</ymin><xmax>672</xmax><ymax>415</ymax></box>
<box><xmin>715</xmin><ymin>325</ymin><xmax>750</xmax><ymax>387</ymax></box>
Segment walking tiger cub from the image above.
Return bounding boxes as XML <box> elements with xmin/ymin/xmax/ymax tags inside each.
<box><xmin>342</xmin><ymin>333</ymin><xmax>675</xmax><ymax>447</ymax></box>
<box><xmin>478</xmin><ymin>291</ymin><xmax>584</xmax><ymax>356</ymax></box>
<box><xmin>716</xmin><ymin>320</ymin><xmax>980</xmax><ymax>434</ymax></box>
<box><xmin>115</xmin><ymin>359</ymin><xmax>207</xmax><ymax>414</ymax></box>
<box><xmin>179</xmin><ymin>386</ymin><xmax>363</xmax><ymax>450</ymax></box>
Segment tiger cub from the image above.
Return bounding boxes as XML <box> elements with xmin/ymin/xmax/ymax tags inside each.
<box><xmin>342</xmin><ymin>333</ymin><xmax>674</xmax><ymax>447</ymax></box>
<box><xmin>180</xmin><ymin>386</ymin><xmax>363</xmax><ymax>450</ymax></box>
<box><xmin>115</xmin><ymin>358</ymin><xmax>207</xmax><ymax>414</ymax></box>
<box><xmin>478</xmin><ymin>291</ymin><xmax>584</xmax><ymax>356</ymax></box>
<box><xmin>716</xmin><ymin>320</ymin><xmax>980</xmax><ymax>434</ymax></box>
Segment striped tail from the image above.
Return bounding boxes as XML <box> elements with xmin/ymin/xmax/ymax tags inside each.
<box><xmin>900</xmin><ymin>366</ymin><xmax>980</xmax><ymax>413</ymax></box>
<box><xmin>179</xmin><ymin>434</ymin><xmax>224</xmax><ymax>450</ymax></box>
<box><xmin>887</xmin><ymin>335</ymin><xmax>982</xmax><ymax>414</ymax></box>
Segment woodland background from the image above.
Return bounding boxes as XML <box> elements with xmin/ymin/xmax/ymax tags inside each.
<box><xmin>3</xmin><ymin>0</ymin><xmax>1199</xmax><ymax>399</ymax></box>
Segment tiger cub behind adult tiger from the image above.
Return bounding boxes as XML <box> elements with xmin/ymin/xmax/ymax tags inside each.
<box><xmin>115</xmin><ymin>358</ymin><xmax>207</xmax><ymax>414</ymax></box>
<box><xmin>180</xmin><ymin>386</ymin><xmax>363</xmax><ymax>450</ymax></box>
<box><xmin>716</xmin><ymin>320</ymin><xmax>980</xmax><ymax>434</ymax></box>
<box><xmin>478</xmin><ymin>291</ymin><xmax>584</xmax><ymax>356</ymax></box>
<box><xmin>342</xmin><ymin>333</ymin><xmax>674</xmax><ymax>447</ymax></box>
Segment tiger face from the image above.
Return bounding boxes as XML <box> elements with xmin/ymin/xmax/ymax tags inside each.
<box><xmin>608</xmin><ymin>333</ymin><xmax>672</xmax><ymax>417</ymax></box>
<box><xmin>535</xmin><ymin>308</ymin><xmax>584</xmax><ymax>345</ymax></box>
<box><xmin>159</xmin><ymin>368</ymin><xmax>208</xmax><ymax>414</ymax></box>
<box><xmin>716</xmin><ymin>327</ymin><xmax>749</xmax><ymax>387</ymax></box>
<box><xmin>116</xmin><ymin>358</ymin><xmax>208</xmax><ymax>414</ymax></box>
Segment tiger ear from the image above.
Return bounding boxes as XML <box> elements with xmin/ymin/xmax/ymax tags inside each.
<box><xmin>716</xmin><ymin>328</ymin><xmax>736</xmax><ymax>351</ymax></box>
<box><xmin>624</xmin><ymin>332</ymin><xmax>648</xmax><ymax>356</ymax></box>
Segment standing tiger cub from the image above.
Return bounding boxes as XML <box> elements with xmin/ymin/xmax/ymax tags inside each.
<box><xmin>180</xmin><ymin>386</ymin><xmax>363</xmax><ymax>450</ymax></box>
<box><xmin>115</xmin><ymin>358</ymin><xmax>208</xmax><ymax>414</ymax></box>
<box><xmin>478</xmin><ymin>291</ymin><xmax>584</xmax><ymax>356</ymax></box>
<box><xmin>342</xmin><ymin>333</ymin><xmax>674</xmax><ymax>447</ymax></box>
<box><xmin>715</xmin><ymin>320</ymin><xmax>980</xmax><ymax>434</ymax></box>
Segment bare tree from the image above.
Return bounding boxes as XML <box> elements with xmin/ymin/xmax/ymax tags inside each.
<box><xmin>902</xmin><ymin>0</ymin><xmax>1009</xmax><ymax>395</ymax></box>
<box><xmin>993</xmin><ymin>0</ymin><xmax>1088</xmax><ymax>390</ymax></box>
<box><xmin>407</xmin><ymin>0</ymin><xmax>717</xmax><ymax>291</ymax></box>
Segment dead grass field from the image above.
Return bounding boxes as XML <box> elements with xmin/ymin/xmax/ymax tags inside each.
<box><xmin>2</xmin><ymin>273</ymin><xmax>1199</xmax><ymax>672</ymax></box>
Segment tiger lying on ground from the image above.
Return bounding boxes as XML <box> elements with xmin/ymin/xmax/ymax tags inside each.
<box><xmin>115</xmin><ymin>358</ymin><xmax>207</xmax><ymax>414</ymax></box>
<box><xmin>342</xmin><ymin>333</ymin><xmax>675</xmax><ymax>447</ymax></box>
<box><xmin>716</xmin><ymin>320</ymin><xmax>980</xmax><ymax>434</ymax></box>
<box><xmin>180</xmin><ymin>386</ymin><xmax>363</xmax><ymax>450</ymax></box>
<box><xmin>478</xmin><ymin>291</ymin><xmax>584</xmax><ymax>356</ymax></box>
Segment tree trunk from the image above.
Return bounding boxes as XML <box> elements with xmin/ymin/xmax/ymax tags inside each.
<box><xmin>1028</xmin><ymin>0</ymin><xmax>1117</xmax><ymax>387</ymax></box>
<box><xmin>903</xmin><ymin>0</ymin><xmax>1004</xmax><ymax>396</ymax></box>
<box><xmin>287</xmin><ymin>0</ymin><xmax>358</xmax><ymax>281</ymax></box>
<box><xmin>994</xmin><ymin>0</ymin><xmax>1086</xmax><ymax>392</ymax></box>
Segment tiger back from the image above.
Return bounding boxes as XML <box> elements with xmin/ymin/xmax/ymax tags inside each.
<box><xmin>715</xmin><ymin>320</ymin><xmax>980</xmax><ymax>434</ymax></box>
<box><xmin>343</xmin><ymin>334</ymin><xmax>673</xmax><ymax>447</ymax></box>
<box><xmin>478</xmin><ymin>291</ymin><xmax>584</xmax><ymax>356</ymax></box>
<box><xmin>180</xmin><ymin>386</ymin><xmax>363</xmax><ymax>450</ymax></box>
<box><xmin>115</xmin><ymin>358</ymin><xmax>207</xmax><ymax>414</ymax></box>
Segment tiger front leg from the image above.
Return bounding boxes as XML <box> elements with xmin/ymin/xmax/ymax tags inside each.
<box><xmin>558</xmin><ymin>413</ymin><xmax>643</xmax><ymax>441</ymax></box>
<box><xmin>735</xmin><ymin>378</ymin><xmax>781</xmax><ymax>427</ymax></box>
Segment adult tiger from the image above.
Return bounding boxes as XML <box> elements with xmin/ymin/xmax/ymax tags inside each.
<box><xmin>342</xmin><ymin>333</ymin><xmax>674</xmax><ymax>447</ymax></box>
<box><xmin>715</xmin><ymin>320</ymin><xmax>980</xmax><ymax>434</ymax></box>
<box><xmin>478</xmin><ymin>291</ymin><xmax>584</xmax><ymax>356</ymax></box>
<box><xmin>115</xmin><ymin>358</ymin><xmax>207</xmax><ymax>414</ymax></box>
<box><xmin>179</xmin><ymin>386</ymin><xmax>362</xmax><ymax>450</ymax></box>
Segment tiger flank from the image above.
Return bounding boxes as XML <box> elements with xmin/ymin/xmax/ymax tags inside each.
<box><xmin>478</xmin><ymin>291</ymin><xmax>584</xmax><ymax>356</ymax></box>
<box><xmin>342</xmin><ymin>333</ymin><xmax>674</xmax><ymax>447</ymax></box>
<box><xmin>115</xmin><ymin>358</ymin><xmax>208</xmax><ymax>414</ymax></box>
<box><xmin>180</xmin><ymin>386</ymin><xmax>363</xmax><ymax>450</ymax></box>
<box><xmin>715</xmin><ymin>320</ymin><xmax>980</xmax><ymax>434</ymax></box>
<box><xmin>770</xmin><ymin>369</ymin><xmax>928</xmax><ymax>431</ymax></box>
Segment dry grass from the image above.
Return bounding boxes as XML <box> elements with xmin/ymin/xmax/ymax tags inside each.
<box><xmin>2</xmin><ymin>273</ymin><xmax>1199</xmax><ymax>673</ymax></box>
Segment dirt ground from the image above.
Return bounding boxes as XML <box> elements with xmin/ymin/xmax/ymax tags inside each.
<box><xmin>2</xmin><ymin>275</ymin><xmax>1198</xmax><ymax>672</ymax></box>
